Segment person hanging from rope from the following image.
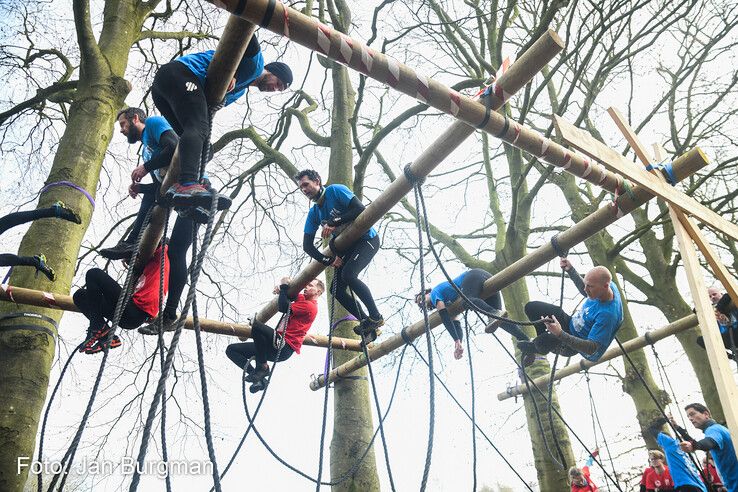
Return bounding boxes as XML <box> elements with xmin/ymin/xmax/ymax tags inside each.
<box><xmin>677</xmin><ymin>403</ymin><xmax>738</xmax><ymax>492</ymax></box>
<box><xmin>99</xmin><ymin>107</ymin><xmax>179</xmax><ymax>259</ymax></box>
<box><xmin>517</xmin><ymin>258</ymin><xmax>623</xmax><ymax>367</ymax></box>
<box><xmin>73</xmin><ymin>243</ymin><xmax>170</xmax><ymax>354</ymax></box>
<box><xmin>569</xmin><ymin>450</ymin><xmax>599</xmax><ymax>491</ymax></box>
<box><xmin>295</xmin><ymin>169</ymin><xmax>384</xmax><ymax>344</ymax></box>
<box><xmin>153</xmin><ymin>34</ymin><xmax>292</xmax><ymax>214</ymax></box>
<box><xmin>696</xmin><ymin>287</ymin><xmax>738</xmax><ymax>360</ymax></box>
<box><xmin>0</xmin><ymin>201</ymin><xmax>82</xmax><ymax>281</ymax></box>
<box><xmin>414</xmin><ymin>268</ymin><xmax>527</xmax><ymax>360</ymax></box>
<box><xmin>644</xmin><ymin>417</ymin><xmax>707</xmax><ymax>492</ymax></box>
<box><xmin>225</xmin><ymin>277</ymin><xmax>324</xmax><ymax>392</ymax></box>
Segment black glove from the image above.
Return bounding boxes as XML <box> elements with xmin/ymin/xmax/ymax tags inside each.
<box><xmin>452</xmin><ymin>320</ymin><xmax>463</xmax><ymax>342</ymax></box>
<box><xmin>320</xmin><ymin>255</ymin><xmax>334</xmax><ymax>266</ymax></box>
<box><xmin>278</xmin><ymin>284</ymin><xmax>291</xmax><ymax>314</ymax></box>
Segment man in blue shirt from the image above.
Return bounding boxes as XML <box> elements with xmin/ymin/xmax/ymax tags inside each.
<box><xmin>679</xmin><ymin>403</ymin><xmax>738</xmax><ymax>492</ymax></box>
<box><xmin>152</xmin><ymin>35</ymin><xmax>293</xmax><ymax>215</ymax></box>
<box><xmin>415</xmin><ymin>269</ymin><xmax>528</xmax><ymax>360</ymax></box>
<box><xmin>518</xmin><ymin>258</ymin><xmax>623</xmax><ymax>367</ymax></box>
<box><xmin>647</xmin><ymin>417</ymin><xmax>708</xmax><ymax>491</ymax></box>
<box><xmin>697</xmin><ymin>287</ymin><xmax>738</xmax><ymax>361</ymax></box>
<box><xmin>100</xmin><ymin>107</ymin><xmax>198</xmax><ymax>336</ymax></box>
<box><xmin>295</xmin><ymin>169</ymin><xmax>383</xmax><ymax>344</ymax></box>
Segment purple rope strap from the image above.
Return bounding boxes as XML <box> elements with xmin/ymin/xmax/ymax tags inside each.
<box><xmin>40</xmin><ymin>181</ymin><xmax>95</xmax><ymax>209</ymax></box>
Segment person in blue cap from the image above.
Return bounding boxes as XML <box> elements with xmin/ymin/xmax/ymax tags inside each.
<box><xmin>295</xmin><ymin>169</ymin><xmax>383</xmax><ymax>344</ymax></box>
<box><xmin>151</xmin><ymin>35</ymin><xmax>293</xmax><ymax>214</ymax></box>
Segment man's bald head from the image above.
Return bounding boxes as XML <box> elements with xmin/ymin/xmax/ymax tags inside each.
<box><xmin>707</xmin><ymin>286</ymin><xmax>723</xmax><ymax>305</ymax></box>
<box><xmin>583</xmin><ymin>266</ymin><xmax>613</xmax><ymax>301</ymax></box>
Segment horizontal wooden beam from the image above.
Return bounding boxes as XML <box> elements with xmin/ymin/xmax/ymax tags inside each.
<box><xmin>496</xmin><ymin>315</ymin><xmax>699</xmax><ymax>400</ymax></box>
<box><xmin>553</xmin><ymin>114</ymin><xmax>738</xmax><ymax>242</ymax></box>
<box><xmin>0</xmin><ymin>284</ymin><xmax>362</xmax><ymax>351</ymax></box>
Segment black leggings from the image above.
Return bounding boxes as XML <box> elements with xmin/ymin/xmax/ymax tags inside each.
<box><xmin>225</xmin><ymin>319</ymin><xmax>294</xmax><ymax>368</ymax></box>
<box><xmin>125</xmin><ymin>183</ymin><xmax>158</xmax><ymax>243</ymax></box>
<box><xmin>334</xmin><ymin>235</ymin><xmax>381</xmax><ymax>320</ymax></box>
<box><xmin>72</xmin><ymin>268</ymin><xmax>149</xmax><ymax>331</ymax></box>
<box><xmin>161</xmin><ymin>215</ymin><xmax>197</xmax><ymax>319</ymax></box>
<box><xmin>151</xmin><ymin>61</ymin><xmax>210</xmax><ymax>184</ymax></box>
<box><xmin>0</xmin><ymin>205</ymin><xmax>64</xmax><ymax>236</ymax></box>
<box><xmin>697</xmin><ymin>328</ymin><xmax>738</xmax><ymax>352</ymax></box>
<box><xmin>524</xmin><ymin>300</ymin><xmax>576</xmax><ymax>356</ymax></box>
<box><xmin>459</xmin><ymin>268</ymin><xmax>528</xmax><ymax>341</ymax></box>
<box><xmin>0</xmin><ymin>254</ymin><xmax>38</xmax><ymax>268</ymax></box>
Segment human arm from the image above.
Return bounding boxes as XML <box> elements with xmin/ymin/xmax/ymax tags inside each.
<box><xmin>561</xmin><ymin>258</ymin><xmax>587</xmax><ymax>297</ymax></box>
<box><xmin>302</xmin><ymin>232</ymin><xmax>339</xmax><ymax>267</ymax></box>
<box><xmin>142</xmin><ymin>130</ymin><xmax>178</xmax><ymax>174</ymax></box>
<box><xmin>543</xmin><ymin>316</ymin><xmax>598</xmax><ymax>355</ymax></box>
<box><xmin>680</xmin><ymin>437</ymin><xmax>719</xmax><ymax>453</ymax></box>
<box><xmin>325</xmin><ymin>196</ymin><xmax>365</xmax><ymax>227</ymax></box>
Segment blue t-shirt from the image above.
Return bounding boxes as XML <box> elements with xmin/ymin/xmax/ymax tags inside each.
<box><xmin>569</xmin><ymin>281</ymin><xmax>623</xmax><ymax>361</ymax></box>
<box><xmin>176</xmin><ymin>49</ymin><xmax>264</xmax><ymax>106</ymax></box>
<box><xmin>657</xmin><ymin>432</ymin><xmax>707</xmax><ymax>490</ymax></box>
<box><xmin>304</xmin><ymin>184</ymin><xmax>376</xmax><ymax>240</ymax></box>
<box><xmin>430</xmin><ymin>271</ymin><xmax>469</xmax><ymax>307</ymax></box>
<box><xmin>140</xmin><ymin>116</ymin><xmax>173</xmax><ymax>183</ymax></box>
<box><xmin>705</xmin><ymin>421</ymin><xmax>738</xmax><ymax>492</ymax></box>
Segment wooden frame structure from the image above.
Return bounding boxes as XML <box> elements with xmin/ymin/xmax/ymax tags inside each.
<box><xmin>195</xmin><ymin>0</ymin><xmax>738</xmax><ymax>451</ymax></box>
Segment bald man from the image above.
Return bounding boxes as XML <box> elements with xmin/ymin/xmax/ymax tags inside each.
<box><xmin>518</xmin><ymin>258</ymin><xmax>623</xmax><ymax>367</ymax></box>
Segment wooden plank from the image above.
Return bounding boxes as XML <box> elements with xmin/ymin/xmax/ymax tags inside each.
<box><xmin>669</xmin><ymin>205</ymin><xmax>738</xmax><ymax>458</ymax></box>
<box><xmin>553</xmin><ymin>115</ymin><xmax>738</xmax><ymax>242</ymax></box>
<box><xmin>0</xmin><ymin>285</ymin><xmax>363</xmax><ymax>351</ymax></box>
<box><xmin>497</xmin><ymin>315</ymin><xmax>700</xmax><ymax>400</ymax></box>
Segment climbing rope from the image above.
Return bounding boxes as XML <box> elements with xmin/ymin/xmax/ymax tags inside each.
<box><xmin>156</xmin><ymin>210</ymin><xmax>173</xmax><ymax>492</ymax></box>
<box><xmin>462</xmin><ymin>312</ymin><xmax>477</xmax><ymax>491</ymax></box>
<box><xmin>410</xmin><ymin>173</ymin><xmax>437</xmax><ymax>492</ymax></box>
<box><xmin>48</xmin><ymin>207</ymin><xmax>154</xmax><ymax>492</ymax></box>
<box><xmin>584</xmin><ymin>369</ymin><xmax>620</xmax><ymax>488</ymax></box>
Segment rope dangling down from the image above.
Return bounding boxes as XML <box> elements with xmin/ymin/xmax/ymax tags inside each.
<box><xmin>130</xmin><ymin>106</ymin><xmax>223</xmax><ymax>492</ymax></box>
<box><xmin>584</xmin><ymin>370</ymin><xmax>621</xmax><ymax>489</ymax></box>
<box><xmin>156</xmin><ymin>210</ymin><xmax>173</xmax><ymax>492</ymax></box>
<box><xmin>47</xmin><ymin>206</ymin><xmax>154</xmax><ymax>492</ymax></box>
<box><xmin>412</xmin><ymin>181</ymin><xmax>436</xmax><ymax>492</ymax></box>
<box><xmin>463</xmin><ymin>313</ymin><xmax>478</xmax><ymax>490</ymax></box>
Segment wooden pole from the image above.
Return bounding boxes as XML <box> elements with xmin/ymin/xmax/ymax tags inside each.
<box><xmin>497</xmin><ymin>314</ymin><xmax>700</xmax><ymax>400</ymax></box>
<box><xmin>606</xmin><ymin>110</ymin><xmax>738</xmax><ymax>454</ymax></box>
<box><xmin>0</xmin><ymin>285</ymin><xmax>363</xmax><ymax>351</ymax></box>
<box><xmin>134</xmin><ymin>16</ymin><xmax>258</xmax><ymax>270</ymax></box>
<box><xmin>254</xmin><ymin>30</ymin><xmax>565</xmax><ymax>324</ymax></box>
<box><xmin>310</xmin><ymin>148</ymin><xmax>708</xmax><ymax>390</ymax></box>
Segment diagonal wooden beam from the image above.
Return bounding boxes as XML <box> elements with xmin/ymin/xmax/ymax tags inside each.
<box><xmin>0</xmin><ymin>285</ymin><xmax>363</xmax><ymax>351</ymax></box>
<box><xmin>553</xmin><ymin>114</ymin><xmax>738</xmax><ymax>242</ymax></box>
<box><xmin>497</xmin><ymin>314</ymin><xmax>700</xmax><ymax>400</ymax></box>
<box><xmin>607</xmin><ymin>110</ymin><xmax>738</xmax><ymax>452</ymax></box>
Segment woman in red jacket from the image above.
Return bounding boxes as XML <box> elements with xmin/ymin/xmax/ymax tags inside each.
<box><xmin>74</xmin><ymin>244</ymin><xmax>169</xmax><ymax>354</ymax></box>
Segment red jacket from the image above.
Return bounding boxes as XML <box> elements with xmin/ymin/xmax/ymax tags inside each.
<box><xmin>572</xmin><ymin>466</ymin><xmax>598</xmax><ymax>492</ymax></box>
<box><xmin>280</xmin><ymin>293</ymin><xmax>317</xmax><ymax>354</ymax></box>
<box><xmin>132</xmin><ymin>245</ymin><xmax>170</xmax><ymax>318</ymax></box>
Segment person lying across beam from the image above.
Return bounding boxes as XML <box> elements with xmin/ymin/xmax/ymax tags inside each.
<box><xmin>414</xmin><ymin>268</ymin><xmax>526</xmax><ymax>360</ymax></box>
<box><xmin>518</xmin><ymin>257</ymin><xmax>623</xmax><ymax>368</ymax></box>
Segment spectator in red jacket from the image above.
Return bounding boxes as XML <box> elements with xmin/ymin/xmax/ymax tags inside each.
<box><xmin>641</xmin><ymin>449</ymin><xmax>675</xmax><ymax>491</ymax></box>
<box><xmin>74</xmin><ymin>244</ymin><xmax>169</xmax><ymax>354</ymax></box>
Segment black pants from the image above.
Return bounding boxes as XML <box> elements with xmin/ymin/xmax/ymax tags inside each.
<box><xmin>0</xmin><ymin>206</ymin><xmax>62</xmax><ymax>236</ymax></box>
<box><xmin>676</xmin><ymin>486</ymin><xmax>707</xmax><ymax>492</ymax></box>
<box><xmin>226</xmin><ymin>319</ymin><xmax>294</xmax><ymax>368</ymax></box>
<box><xmin>697</xmin><ymin>328</ymin><xmax>738</xmax><ymax>353</ymax></box>
<box><xmin>524</xmin><ymin>301</ymin><xmax>577</xmax><ymax>356</ymax></box>
<box><xmin>0</xmin><ymin>254</ymin><xmax>38</xmax><ymax>268</ymax></box>
<box><xmin>72</xmin><ymin>268</ymin><xmax>149</xmax><ymax>331</ymax></box>
<box><xmin>460</xmin><ymin>269</ymin><xmax>528</xmax><ymax>341</ymax></box>
<box><xmin>161</xmin><ymin>215</ymin><xmax>197</xmax><ymax>319</ymax></box>
<box><xmin>125</xmin><ymin>183</ymin><xmax>158</xmax><ymax>243</ymax></box>
<box><xmin>334</xmin><ymin>235</ymin><xmax>381</xmax><ymax>320</ymax></box>
<box><xmin>151</xmin><ymin>61</ymin><xmax>210</xmax><ymax>184</ymax></box>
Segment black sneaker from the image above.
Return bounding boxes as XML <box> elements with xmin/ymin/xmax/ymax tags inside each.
<box><xmin>353</xmin><ymin>316</ymin><xmax>384</xmax><ymax>336</ymax></box>
<box><xmin>165</xmin><ymin>183</ymin><xmax>232</xmax><ymax>211</ymax></box>
<box><xmin>33</xmin><ymin>254</ymin><xmax>56</xmax><ymax>281</ymax></box>
<box><xmin>138</xmin><ymin>314</ymin><xmax>178</xmax><ymax>335</ymax></box>
<box><xmin>249</xmin><ymin>378</ymin><xmax>268</xmax><ymax>393</ymax></box>
<box><xmin>245</xmin><ymin>365</ymin><xmax>269</xmax><ymax>383</ymax></box>
<box><xmin>99</xmin><ymin>240</ymin><xmax>135</xmax><ymax>260</ymax></box>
